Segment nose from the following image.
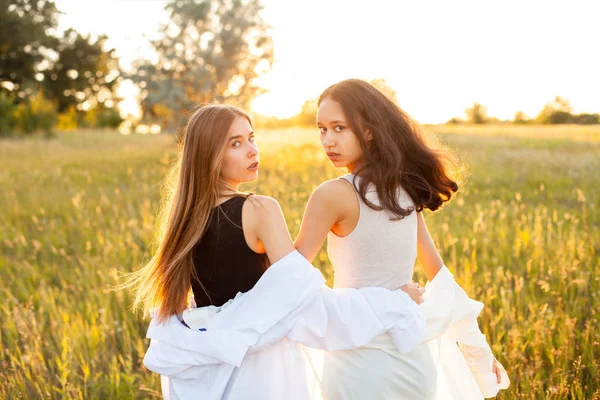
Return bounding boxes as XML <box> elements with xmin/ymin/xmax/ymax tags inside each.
<box><xmin>248</xmin><ymin>141</ymin><xmax>258</xmax><ymax>158</ymax></box>
<box><xmin>322</xmin><ymin>131</ymin><xmax>336</xmax><ymax>148</ymax></box>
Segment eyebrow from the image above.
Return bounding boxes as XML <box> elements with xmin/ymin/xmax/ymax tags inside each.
<box><xmin>229</xmin><ymin>131</ymin><xmax>254</xmax><ymax>141</ymax></box>
<box><xmin>316</xmin><ymin>120</ymin><xmax>346</xmax><ymax>125</ymax></box>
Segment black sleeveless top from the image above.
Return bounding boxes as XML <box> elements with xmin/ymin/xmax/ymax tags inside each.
<box><xmin>191</xmin><ymin>196</ymin><xmax>270</xmax><ymax>307</ymax></box>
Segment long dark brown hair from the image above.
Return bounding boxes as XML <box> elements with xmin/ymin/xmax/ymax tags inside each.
<box><xmin>318</xmin><ymin>79</ymin><xmax>460</xmax><ymax>219</ymax></box>
<box><xmin>122</xmin><ymin>104</ymin><xmax>253</xmax><ymax>323</ymax></box>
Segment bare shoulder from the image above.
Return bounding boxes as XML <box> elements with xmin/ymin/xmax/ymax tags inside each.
<box><xmin>245</xmin><ymin>194</ymin><xmax>281</xmax><ymax>212</ymax></box>
<box><xmin>243</xmin><ymin>194</ymin><xmax>284</xmax><ymax>222</ymax></box>
<box><xmin>311</xmin><ymin>178</ymin><xmax>356</xmax><ymax>205</ymax></box>
<box><xmin>313</xmin><ymin>178</ymin><xmax>354</xmax><ymax>198</ymax></box>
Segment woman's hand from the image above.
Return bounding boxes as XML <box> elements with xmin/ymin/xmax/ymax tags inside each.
<box><xmin>492</xmin><ymin>359</ymin><xmax>502</xmax><ymax>384</ymax></box>
<box><xmin>399</xmin><ymin>282</ymin><xmax>425</xmax><ymax>304</ymax></box>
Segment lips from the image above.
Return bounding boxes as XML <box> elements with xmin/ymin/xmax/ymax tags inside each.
<box><xmin>326</xmin><ymin>152</ymin><xmax>341</xmax><ymax>161</ymax></box>
<box><xmin>247</xmin><ymin>162</ymin><xmax>259</xmax><ymax>171</ymax></box>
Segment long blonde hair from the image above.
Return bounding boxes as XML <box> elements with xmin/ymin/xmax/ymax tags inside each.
<box><xmin>123</xmin><ymin>104</ymin><xmax>252</xmax><ymax>323</ymax></box>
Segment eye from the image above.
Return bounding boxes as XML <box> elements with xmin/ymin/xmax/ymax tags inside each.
<box><xmin>319</xmin><ymin>127</ymin><xmax>326</xmax><ymax>134</ymax></box>
<box><xmin>334</xmin><ymin>125</ymin><xmax>345</xmax><ymax>132</ymax></box>
<box><xmin>249</xmin><ymin>136</ymin><xmax>255</xmax><ymax>143</ymax></box>
<box><xmin>232</xmin><ymin>141</ymin><xmax>241</xmax><ymax>148</ymax></box>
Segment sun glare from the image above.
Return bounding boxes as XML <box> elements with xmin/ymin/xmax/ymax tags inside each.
<box><xmin>251</xmin><ymin>92</ymin><xmax>303</xmax><ymax>119</ymax></box>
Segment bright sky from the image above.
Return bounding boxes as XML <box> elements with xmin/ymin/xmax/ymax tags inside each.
<box><xmin>55</xmin><ymin>0</ymin><xmax>599</xmax><ymax>124</ymax></box>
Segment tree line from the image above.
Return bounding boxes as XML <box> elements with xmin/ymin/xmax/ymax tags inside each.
<box><xmin>452</xmin><ymin>97</ymin><xmax>599</xmax><ymax>125</ymax></box>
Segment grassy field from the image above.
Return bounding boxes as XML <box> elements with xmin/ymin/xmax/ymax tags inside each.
<box><xmin>1</xmin><ymin>125</ymin><xmax>599</xmax><ymax>399</ymax></box>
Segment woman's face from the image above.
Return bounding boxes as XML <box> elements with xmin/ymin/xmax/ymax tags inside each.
<box><xmin>316</xmin><ymin>97</ymin><xmax>365</xmax><ymax>172</ymax></box>
<box><xmin>220</xmin><ymin>116</ymin><xmax>259</xmax><ymax>187</ymax></box>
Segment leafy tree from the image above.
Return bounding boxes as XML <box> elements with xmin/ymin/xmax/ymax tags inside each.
<box><xmin>0</xmin><ymin>0</ymin><xmax>59</xmax><ymax>94</ymax></box>
<box><xmin>572</xmin><ymin>113</ymin><xmax>599</xmax><ymax>125</ymax></box>
<box><xmin>83</xmin><ymin>104</ymin><xmax>123</xmax><ymax>128</ymax></box>
<box><xmin>465</xmin><ymin>102</ymin><xmax>488</xmax><ymax>124</ymax></box>
<box><xmin>513</xmin><ymin>111</ymin><xmax>529</xmax><ymax>124</ymax></box>
<box><xmin>536</xmin><ymin>96</ymin><xmax>573</xmax><ymax>124</ymax></box>
<box><xmin>13</xmin><ymin>90</ymin><xmax>57</xmax><ymax>133</ymax></box>
<box><xmin>1</xmin><ymin>0</ymin><xmax>121</xmax><ymax>132</ymax></box>
<box><xmin>130</xmin><ymin>0</ymin><xmax>273</xmax><ymax>131</ymax></box>
<box><xmin>43</xmin><ymin>29</ymin><xmax>121</xmax><ymax>113</ymax></box>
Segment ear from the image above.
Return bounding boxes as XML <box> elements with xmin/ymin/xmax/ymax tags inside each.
<box><xmin>365</xmin><ymin>129</ymin><xmax>373</xmax><ymax>142</ymax></box>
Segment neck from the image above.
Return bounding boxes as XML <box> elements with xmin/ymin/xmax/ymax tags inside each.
<box><xmin>348</xmin><ymin>159</ymin><xmax>371</xmax><ymax>177</ymax></box>
<box><xmin>347</xmin><ymin>159</ymin><xmax>366</xmax><ymax>175</ymax></box>
<box><xmin>219</xmin><ymin>180</ymin><xmax>239</xmax><ymax>197</ymax></box>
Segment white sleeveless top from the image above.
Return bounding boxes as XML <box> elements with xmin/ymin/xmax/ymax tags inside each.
<box><xmin>327</xmin><ymin>174</ymin><xmax>418</xmax><ymax>290</ymax></box>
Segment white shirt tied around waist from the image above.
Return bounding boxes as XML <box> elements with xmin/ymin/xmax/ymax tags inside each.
<box><xmin>143</xmin><ymin>250</ymin><xmax>510</xmax><ymax>399</ymax></box>
<box><xmin>144</xmin><ymin>250</ymin><xmax>427</xmax><ymax>400</ymax></box>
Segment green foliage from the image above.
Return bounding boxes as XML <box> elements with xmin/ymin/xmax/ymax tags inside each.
<box><xmin>83</xmin><ymin>106</ymin><xmax>123</xmax><ymax>129</ymax></box>
<box><xmin>452</xmin><ymin>98</ymin><xmax>599</xmax><ymax>127</ymax></box>
<box><xmin>12</xmin><ymin>90</ymin><xmax>57</xmax><ymax>133</ymax></box>
<box><xmin>57</xmin><ymin>105</ymin><xmax>79</xmax><ymax>130</ymax></box>
<box><xmin>536</xmin><ymin>97</ymin><xmax>576</xmax><ymax>125</ymax></box>
<box><xmin>0</xmin><ymin>90</ymin><xmax>16</xmax><ymax>135</ymax></box>
<box><xmin>43</xmin><ymin>29</ymin><xmax>121</xmax><ymax>113</ymax></box>
<box><xmin>537</xmin><ymin>108</ymin><xmax>572</xmax><ymax>124</ymax></box>
<box><xmin>571</xmin><ymin>113</ymin><xmax>599</xmax><ymax>125</ymax></box>
<box><xmin>131</xmin><ymin>0</ymin><xmax>273</xmax><ymax>132</ymax></box>
<box><xmin>465</xmin><ymin>102</ymin><xmax>488</xmax><ymax>124</ymax></box>
<box><xmin>1</xmin><ymin>1</ymin><xmax>121</xmax><ymax>125</ymax></box>
<box><xmin>0</xmin><ymin>0</ymin><xmax>60</xmax><ymax>91</ymax></box>
<box><xmin>513</xmin><ymin>111</ymin><xmax>530</xmax><ymax>125</ymax></box>
<box><xmin>97</xmin><ymin>107</ymin><xmax>124</xmax><ymax>129</ymax></box>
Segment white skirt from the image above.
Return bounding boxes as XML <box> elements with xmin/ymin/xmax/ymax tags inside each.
<box><xmin>321</xmin><ymin>333</ymin><xmax>437</xmax><ymax>400</ymax></box>
<box><xmin>315</xmin><ymin>265</ymin><xmax>512</xmax><ymax>400</ymax></box>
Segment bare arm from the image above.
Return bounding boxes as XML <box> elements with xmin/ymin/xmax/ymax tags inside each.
<box><xmin>294</xmin><ymin>180</ymin><xmax>349</xmax><ymax>262</ymax></box>
<box><xmin>416</xmin><ymin>212</ymin><xmax>444</xmax><ymax>281</ymax></box>
<box><xmin>245</xmin><ymin>196</ymin><xmax>295</xmax><ymax>265</ymax></box>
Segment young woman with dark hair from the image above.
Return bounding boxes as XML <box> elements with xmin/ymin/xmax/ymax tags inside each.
<box><xmin>295</xmin><ymin>79</ymin><xmax>509</xmax><ymax>399</ymax></box>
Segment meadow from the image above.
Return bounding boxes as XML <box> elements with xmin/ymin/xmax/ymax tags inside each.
<box><xmin>1</xmin><ymin>125</ymin><xmax>598</xmax><ymax>399</ymax></box>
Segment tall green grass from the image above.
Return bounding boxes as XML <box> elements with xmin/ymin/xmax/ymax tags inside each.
<box><xmin>1</xmin><ymin>126</ymin><xmax>598</xmax><ymax>399</ymax></box>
